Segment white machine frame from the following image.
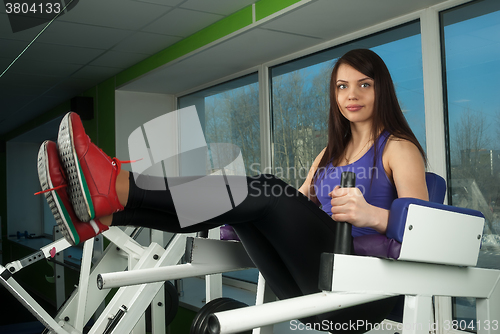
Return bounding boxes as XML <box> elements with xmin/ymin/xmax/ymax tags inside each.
<box><xmin>207</xmin><ymin>253</ymin><xmax>500</xmax><ymax>334</ymax></box>
<box><xmin>1</xmin><ymin>200</ymin><xmax>499</xmax><ymax>334</ymax></box>
<box><xmin>1</xmin><ymin>227</ymin><xmax>198</xmax><ymax>334</ymax></box>
<box><xmin>205</xmin><ymin>202</ymin><xmax>499</xmax><ymax>334</ymax></box>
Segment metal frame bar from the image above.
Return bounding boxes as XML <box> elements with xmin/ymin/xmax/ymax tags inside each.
<box><xmin>87</xmin><ymin>242</ymin><xmax>167</xmax><ymax>333</ymax></box>
<box><xmin>86</xmin><ymin>231</ymin><xmax>196</xmax><ymax>334</ymax></box>
<box><xmin>330</xmin><ymin>254</ymin><xmax>499</xmax><ymax>297</ymax></box>
<box><xmin>477</xmin><ymin>278</ymin><xmax>500</xmax><ymax>334</ymax></box>
<box><xmin>53</xmin><ymin>228</ymin><xmax>137</xmax><ymax>329</ymax></box>
<box><xmin>252</xmin><ymin>273</ymin><xmax>276</xmax><ymax>334</ymax></box>
<box><xmin>98</xmin><ymin>236</ymin><xmax>254</xmax><ymax>289</ymax></box>
<box><xmin>0</xmin><ymin>265</ymin><xmax>69</xmax><ymax>334</ymax></box>
<box><xmin>206</xmin><ymin>227</ymin><xmax>223</xmax><ymax>303</ymax></box>
<box><xmin>150</xmin><ymin>229</ymin><xmax>167</xmax><ymax>334</ymax></box>
<box><xmin>211</xmin><ymin>292</ymin><xmax>392</xmax><ymax>333</ymax></box>
<box><xmin>402</xmin><ymin>295</ymin><xmax>433</xmax><ymax>334</ymax></box>
<box><xmin>53</xmin><ymin>226</ymin><xmax>66</xmax><ymax>309</ymax></box>
<box><xmin>74</xmin><ymin>238</ymin><xmax>95</xmax><ymax>331</ymax></box>
<box><xmin>1</xmin><ymin>227</ymin><xmax>194</xmax><ymax>334</ymax></box>
<box><xmin>210</xmin><ymin>254</ymin><xmax>500</xmax><ymax>334</ymax></box>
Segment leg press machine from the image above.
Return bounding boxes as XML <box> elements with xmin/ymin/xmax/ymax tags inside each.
<box><xmin>1</xmin><ymin>172</ymin><xmax>499</xmax><ymax>334</ymax></box>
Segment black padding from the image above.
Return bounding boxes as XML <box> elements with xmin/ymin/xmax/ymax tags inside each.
<box><xmin>191</xmin><ymin>298</ymin><xmax>251</xmax><ymax>334</ymax></box>
<box><xmin>318</xmin><ymin>252</ymin><xmax>335</xmax><ymax>291</ymax></box>
<box><xmin>164</xmin><ymin>281</ymin><xmax>179</xmax><ymax>326</ymax></box>
<box><xmin>185</xmin><ymin>237</ymin><xmax>194</xmax><ymax>263</ymax></box>
<box><xmin>207</xmin><ymin>315</ymin><xmax>221</xmax><ymax>334</ymax></box>
<box><xmin>1</xmin><ymin>268</ymin><xmax>12</xmax><ymax>281</ymax></box>
<box><xmin>196</xmin><ymin>230</ymin><xmax>209</xmax><ymax>238</ymax></box>
<box><xmin>190</xmin><ymin>298</ymin><xmax>231</xmax><ymax>334</ymax></box>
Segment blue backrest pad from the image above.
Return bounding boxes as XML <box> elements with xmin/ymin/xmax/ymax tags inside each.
<box><xmin>386</xmin><ymin>198</ymin><xmax>485</xmax><ymax>242</ymax></box>
<box><xmin>425</xmin><ymin>172</ymin><xmax>446</xmax><ymax>204</ymax></box>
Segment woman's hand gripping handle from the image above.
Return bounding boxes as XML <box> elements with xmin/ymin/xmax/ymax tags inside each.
<box><xmin>333</xmin><ymin>171</ymin><xmax>356</xmax><ymax>255</ymax></box>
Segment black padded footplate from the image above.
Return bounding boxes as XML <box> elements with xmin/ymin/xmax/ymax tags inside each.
<box><xmin>318</xmin><ymin>252</ymin><xmax>335</xmax><ymax>291</ymax></box>
<box><xmin>1</xmin><ymin>268</ymin><xmax>12</xmax><ymax>281</ymax></box>
<box><xmin>185</xmin><ymin>237</ymin><xmax>195</xmax><ymax>263</ymax></box>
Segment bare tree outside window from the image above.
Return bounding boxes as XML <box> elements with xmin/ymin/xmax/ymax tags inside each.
<box><xmin>450</xmin><ymin>108</ymin><xmax>498</xmax><ymax>236</ymax></box>
<box><xmin>205</xmin><ymin>83</ymin><xmax>260</xmax><ymax>176</ymax></box>
<box><xmin>272</xmin><ymin>63</ymin><xmax>332</xmax><ymax>189</ymax></box>
<box><xmin>443</xmin><ymin>1</ymin><xmax>500</xmax><ymax>325</ymax></box>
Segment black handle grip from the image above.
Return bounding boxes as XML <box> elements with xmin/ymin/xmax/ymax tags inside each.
<box><xmin>333</xmin><ymin>171</ymin><xmax>356</xmax><ymax>255</ymax></box>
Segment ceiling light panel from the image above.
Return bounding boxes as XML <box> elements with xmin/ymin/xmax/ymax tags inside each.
<box><xmin>142</xmin><ymin>8</ymin><xmax>223</xmax><ymax>37</ymax></box>
<box><xmin>58</xmin><ymin>0</ymin><xmax>173</xmax><ymax>30</ymax></box>
<box><xmin>36</xmin><ymin>21</ymin><xmax>133</xmax><ymax>49</ymax></box>
<box><xmin>21</xmin><ymin>43</ymin><xmax>106</xmax><ymax>64</ymax></box>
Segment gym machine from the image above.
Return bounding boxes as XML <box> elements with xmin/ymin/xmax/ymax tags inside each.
<box><xmin>1</xmin><ymin>227</ymin><xmax>191</xmax><ymax>334</ymax></box>
<box><xmin>2</xmin><ymin>172</ymin><xmax>499</xmax><ymax>334</ymax></box>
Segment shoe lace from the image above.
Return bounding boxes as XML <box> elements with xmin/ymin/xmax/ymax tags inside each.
<box><xmin>34</xmin><ymin>184</ymin><xmax>67</xmax><ymax>196</ymax></box>
<box><xmin>94</xmin><ymin>143</ymin><xmax>142</xmax><ymax>166</ymax></box>
<box><xmin>111</xmin><ymin>157</ymin><xmax>142</xmax><ymax>167</ymax></box>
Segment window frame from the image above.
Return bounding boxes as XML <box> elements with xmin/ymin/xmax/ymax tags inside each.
<box><xmin>438</xmin><ymin>0</ymin><xmax>500</xmax><ymax>331</ymax></box>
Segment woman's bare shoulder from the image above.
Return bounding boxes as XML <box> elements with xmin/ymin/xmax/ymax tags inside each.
<box><xmin>384</xmin><ymin>135</ymin><xmax>428</xmax><ymax>200</ymax></box>
<box><xmin>384</xmin><ymin>135</ymin><xmax>423</xmax><ymax>161</ymax></box>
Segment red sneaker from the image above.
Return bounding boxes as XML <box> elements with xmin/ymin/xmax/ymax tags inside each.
<box><xmin>36</xmin><ymin>141</ymin><xmax>109</xmax><ymax>246</ymax></box>
<box><xmin>57</xmin><ymin>112</ymin><xmax>124</xmax><ymax>222</ymax></box>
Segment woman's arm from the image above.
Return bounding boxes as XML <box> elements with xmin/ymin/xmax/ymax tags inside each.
<box><xmin>298</xmin><ymin>147</ymin><xmax>326</xmax><ymax>205</ymax></box>
<box><xmin>329</xmin><ymin>138</ymin><xmax>428</xmax><ymax>234</ymax></box>
<box><xmin>329</xmin><ymin>186</ymin><xmax>390</xmax><ymax>233</ymax></box>
<box><xmin>384</xmin><ymin>138</ymin><xmax>428</xmax><ymax>201</ymax></box>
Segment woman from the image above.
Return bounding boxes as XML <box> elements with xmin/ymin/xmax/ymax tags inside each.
<box><xmin>301</xmin><ymin>48</ymin><xmax>428</xmax><ymax>236</ymax></box>
<box><xmin>37</xmin><ymin>49</ymin><xmax>427</xmax><ymax>332</ymax></box>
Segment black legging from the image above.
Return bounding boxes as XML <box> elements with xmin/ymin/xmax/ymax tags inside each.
<box><xmin>112</xmin><ymin>173</ymin><xmax>397</xmax><ymax>333</ymax></box>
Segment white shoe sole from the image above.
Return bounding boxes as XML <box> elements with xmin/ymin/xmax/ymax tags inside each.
<box><xmin>57</xmin><ymin>112</ymin><xmax>93</xmax><ymax>222</ymax></box>
<box><xmin>37</xmin><ymin>141</ymin><xmax>78</xmax><ymax>246</ymax></box>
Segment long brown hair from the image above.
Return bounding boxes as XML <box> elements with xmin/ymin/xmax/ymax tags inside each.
<box><xmin>313</xmin><ymin>49</ymin><xmax>426</xmax><ymax>182</ymax></box>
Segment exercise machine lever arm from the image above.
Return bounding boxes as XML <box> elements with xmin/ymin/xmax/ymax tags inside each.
<box><xmin>333</xmin><ymin>171</ymin><xmax>356</xmax><ymax>255</ymax></box>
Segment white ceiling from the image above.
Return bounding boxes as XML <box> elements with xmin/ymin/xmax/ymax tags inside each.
<box><xmin>0</xmin><ymin>0</ymin><xmax>453</xmax><ymax>137</ymax></box>
<box><xmin>121</xmin><ymin>0</ymin><xmax>451</xmax><ymax>95</ymax></box>
<box><xmin>0</xmin><ymin>0</ymin><xmax>256</xmax><ymax>136</ymax></box>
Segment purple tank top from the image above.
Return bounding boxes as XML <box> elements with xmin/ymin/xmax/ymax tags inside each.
<box><xmin>314</xmin><ymin>131</ymin><xmax>397</xmax><ymax>237</ymax></box>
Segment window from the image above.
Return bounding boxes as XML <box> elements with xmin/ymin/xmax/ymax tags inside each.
<box><xmin>178</xmin><ymin>73</ymin><xmax>260</xmax><ymax>178</ymax></box>
<box><xmin>441</xmin><ymin>0</ymin><xmax>500</xmax><ymax>328</ymax></box>
<box><xmin>178</xmin><ymin>73</ymin><xmax>260</xmax><ymax>283</ymax></box>
<box><xmin>270</xmin><ymin>21</ymin><xmax>426</xmax><ymax>188</ymax></box>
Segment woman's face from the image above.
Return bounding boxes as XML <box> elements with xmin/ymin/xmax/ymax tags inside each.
<box><xmin>335</xmin><ymin>64</ymin><xmax>375</xmax><ymax>126</ymax></box>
